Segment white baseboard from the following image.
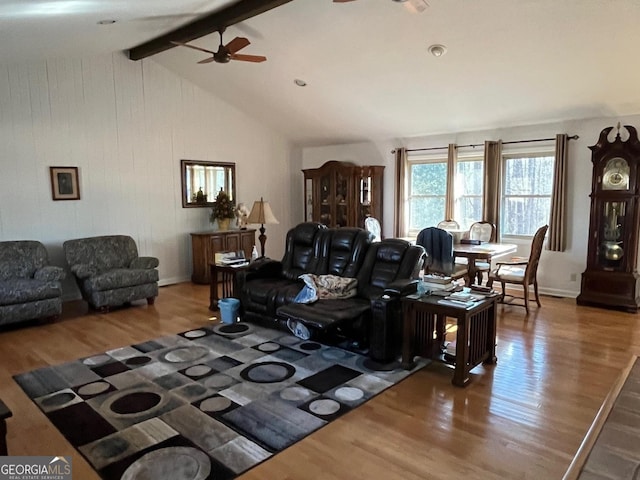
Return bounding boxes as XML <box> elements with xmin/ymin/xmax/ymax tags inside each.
<box><xmin>159</xmin><ymin>276</ymin><xmax>191</xmax><ymax>287</ymax></box>
<box><xmin>538</xmin><ymin>287</ymin><xmax>579</xmax><ymax>299</ymax></box>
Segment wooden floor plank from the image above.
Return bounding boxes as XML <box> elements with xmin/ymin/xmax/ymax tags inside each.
<box><xmin>0</xmin><ymin>283</ymin><xmax>638</xmax><ymax>479</ymax></box>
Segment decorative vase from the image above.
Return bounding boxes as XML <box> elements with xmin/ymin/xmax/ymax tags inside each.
<box><xmin>218</xmin><ymin>218</ymin><xmax>231</xmax><ymax>231</ymax></box>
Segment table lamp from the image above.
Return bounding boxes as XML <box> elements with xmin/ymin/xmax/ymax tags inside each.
<box><xmin>247</xmin><ymin>197</ymin><xmax>279</xmax><ymax>258</ymax></box>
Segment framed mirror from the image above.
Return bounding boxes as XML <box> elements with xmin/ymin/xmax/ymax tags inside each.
<box><xmin>181</xmin><ymin>160</ymin><xmax>236</xmax><ymax>208</ymax></box>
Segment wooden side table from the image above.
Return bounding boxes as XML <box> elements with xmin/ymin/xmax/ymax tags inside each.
<box><xmin>401</xmin><ymin>294</ymin><xmax>499</xmax><ymax>387</ymax></box>
<box><xmin>209</xmin><ymin>262</ymin><xmax>250</xmax><ymax>311</ymax></box>
<box><xmin>0</xmin><ymin>398</ymin><xmax>13</xmax><ymax>455</ymax></box>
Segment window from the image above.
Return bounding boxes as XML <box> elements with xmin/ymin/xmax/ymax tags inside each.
<box><xmin>406</xmin><ymin>153</ymin><xmax>484</xmax><ymax>236</ymax></box>
<box><xmin>454</xmin><ymin>157</ymin><xmax>484</xmax><ymax>229</ymax></box>
<box><xmin>501</xmin><ymin>153</ymin><xmax>555</xmax><ymax>236</ymax></box>
<box><xmin>407</xmin><ymin>157</ymin><xmax>447</xmax><ymax>236</ymax></box>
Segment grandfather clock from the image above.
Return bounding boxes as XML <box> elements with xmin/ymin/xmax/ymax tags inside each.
<box><xmin>577</xmin><ymin>124</ymin><xmax>640</xmax><ymax>312</ymax></box>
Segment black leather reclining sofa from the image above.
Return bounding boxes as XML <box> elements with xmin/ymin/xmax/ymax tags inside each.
<box><xmin>236</xmin><ymin>222</ymin><xmax>425</xmax><ymax>362</ymax></box>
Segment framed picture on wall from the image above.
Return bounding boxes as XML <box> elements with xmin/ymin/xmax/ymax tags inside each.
<box><xmin>50</xmin><ymin>166</ymin><xmax>80</xmax><ymax>201</ymax></box>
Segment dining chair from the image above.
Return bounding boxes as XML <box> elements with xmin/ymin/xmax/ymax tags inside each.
<box><xmin>437</xmin><ymin>219</ymin><xmax>460</xmax><ymax>230</ymax></box>
<box><xmin>364</xmin><ymin>216</ymin><xmax>382</xmax><ymax>242</ymax></box>
<box><xmin>487</xmin><ymin>224</ymin><xmax>548</xmax><ymax>313</ymax></box>
<box><xmin>416</xmin><ymin>227</ymin><xmax>468</xmax><ymax>281</ymax></box>
<box><xmin>468</xmin><ymin>221</ymin><xmax>497</xmax><ymax>284</ymax></box>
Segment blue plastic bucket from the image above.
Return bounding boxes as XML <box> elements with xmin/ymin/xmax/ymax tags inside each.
<box><xmin>219</xmin><ymin>298</ymin><xmax>241</xmax><ymax>324</ymax></box>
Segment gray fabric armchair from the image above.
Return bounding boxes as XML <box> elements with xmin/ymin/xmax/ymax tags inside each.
<box><xmin>0</xmin><ymin>241</ymin><xmax>65</xmax><ymax>327</ymax></box>
<box><xmin>63</xmin><ymin>235</ymin><xmax>159</xmax><ymax>312</ymax></box>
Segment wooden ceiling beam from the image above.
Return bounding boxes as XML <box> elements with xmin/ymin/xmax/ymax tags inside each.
<box><xmin>128</xmin><ymin>0</ymin><xmax>294</xmax><ymax>61</ymax></box>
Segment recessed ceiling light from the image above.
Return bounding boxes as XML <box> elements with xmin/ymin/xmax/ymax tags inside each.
<box><xmin>294</xmin><ymin>79</ymin><xmax>307</xmax><ymax>87</ymax></box>
<box><xmin>428</xmin><ymin>44</ymin><xmax>447</xmax><ymax>57</ymax></box>
<box><xmin>97</xmin><ymin>19</ymin><xmax>116</xmax><ymax>25</ymax></box>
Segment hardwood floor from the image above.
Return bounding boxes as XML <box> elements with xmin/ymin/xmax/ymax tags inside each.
<box><xmin>0</xmin><ymin>283</ymin><xmax>638</xmax><ymax>479</ymax></box>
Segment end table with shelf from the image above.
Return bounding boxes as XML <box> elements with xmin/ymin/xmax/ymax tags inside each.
<box><xmin>209</xmin><ymin>262</ymin><xmax>250</xmax><ymax>311</ymax></box>
<box><xmin>401</xmin><ymin>293</ymin><xmax>499</xmax><ymax>387</ymax></box>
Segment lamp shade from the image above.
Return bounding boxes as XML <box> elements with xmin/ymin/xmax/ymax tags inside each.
<box><xmin>247</xmin><ymin>198</ymin><xmax>279</xmax><ymax>225</ymax></box>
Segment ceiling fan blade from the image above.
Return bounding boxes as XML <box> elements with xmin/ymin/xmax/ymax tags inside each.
<box><xmin>333</xmin><ymin>0</ymin><xmax>357</xmax><ymax>2</ymax></box>
<box><xmin>197</xmin><ymin>57</ymin><xmax>215</xmax><ymax>64</ymax></box>
<box><xmin>230</xmin><ymin>54</ymin><xmax>267</xmax><ymax>63</ymax></box>
<box><xmin>170</xmin><ymin>41</ymin><xmax>215</xmax><ymax>55</ymax></box>
<box><xmin>225</xmin><ymin>37</ymin><xmax>250</xmax><ymax>54</ymax></box>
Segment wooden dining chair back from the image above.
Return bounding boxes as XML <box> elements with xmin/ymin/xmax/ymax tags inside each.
<box><xmin>468</xmin><ymin>221</ymin><xmax>497</xmax><ymax>284</ymax></box>
<box><xmin>487</xmin><ymin>224</ymin><xmax>549</xmax><ymax>313</ymax></box>
<box><xmin>416</xmin><ymin>227</ymin><xmax>468</xmax><ymax>281</ymax></box>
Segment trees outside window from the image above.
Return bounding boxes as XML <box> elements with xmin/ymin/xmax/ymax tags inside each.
<box><xmin>502</xmin><ymin>154</ymin><xmax>555</xmax><ymax>236</ymax></box>
<box><xmin>408</xmin><ymin>160</ymin><xmax>447</xmax><ymax>236</ymax></box>
<box><xmin>455</xmin><ymin>158</ymin><xmax>484</xmax><ymax>229</ymax></box>
<box><xmin>404</xmin><ymin>150</ymin><xmax>554</xmax><ymax>239</ymax></box>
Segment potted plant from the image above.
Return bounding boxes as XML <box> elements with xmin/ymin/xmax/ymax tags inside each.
<box><xmin>210</xmin><ymin>189</ymin><xmax>235</xmax><ymax>231</ymax></box>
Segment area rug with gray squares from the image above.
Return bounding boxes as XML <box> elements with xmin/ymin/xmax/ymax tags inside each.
<box><xmin>14</xmin><ymin>322</ymin><xmax>426</xmax><ymax>480</ymax></box>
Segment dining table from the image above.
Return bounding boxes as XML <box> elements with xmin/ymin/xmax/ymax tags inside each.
<box><xmin>453</xmin><ymin>242</ymin><xmax>518</xmax><ymax>286</ymax></box>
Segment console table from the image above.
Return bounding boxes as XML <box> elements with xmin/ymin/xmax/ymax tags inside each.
<box><xmin>401</xmin><ymin>293</ymin><xmax>499</xmax><ymax>387</ymax></box>
<box><xmin>190</xmin><ymin>229</ymin><xmax>255</xmax><ymax>284</ymax></box>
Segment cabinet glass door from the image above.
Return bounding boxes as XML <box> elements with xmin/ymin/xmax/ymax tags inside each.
<box><xmin>597</xmin><ymin>200</ymin><xmax>627</xmax><ymax>271</ymax></box>
<box><xmin>305</xmin><ymin>178</ymin><xmax>314</xmax><ymax>222</ymax></box>
<box><xmin>320</xmin><ymin>174</ymin><xmax>332</xmax><ymax>225</ymax></box>
<box><xmin>335</xmin><ymin>171</ymin><xmax>349</xmax><ymax>227</ymax></box>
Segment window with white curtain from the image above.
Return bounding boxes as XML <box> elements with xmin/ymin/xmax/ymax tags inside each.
<box><xmin>501</xmin><ymin>150</ymin><xmax>555</xmax><ymax>237</ymax></box>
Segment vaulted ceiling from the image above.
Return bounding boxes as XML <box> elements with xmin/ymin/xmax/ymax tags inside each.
<box><xmin>3</xmin><ymin>0</ymin><xmax>640</xmax><ymax>146</ymax></box>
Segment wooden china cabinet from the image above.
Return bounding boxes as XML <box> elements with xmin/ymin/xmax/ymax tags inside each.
<box><xmin>577</xmin><ymin>124</ymin><xmax>640</xmax><ymax>312</ymax></box>
<box><xmin>303</xmin><ymin>161</ymin><xmax>384</xmax><ymax>228</ymax></box>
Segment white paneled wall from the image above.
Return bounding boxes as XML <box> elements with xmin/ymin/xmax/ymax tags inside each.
<box><xmin>0</xmin><ymin>53</ymin><xmax>293</xmax><ymax>300</ymax></box>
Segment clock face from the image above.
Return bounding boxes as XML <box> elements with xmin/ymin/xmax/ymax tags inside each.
<box><xmin>602</xmin><ymin>157</ymin><xmax>630</xmax><ymax>190</ymax></box>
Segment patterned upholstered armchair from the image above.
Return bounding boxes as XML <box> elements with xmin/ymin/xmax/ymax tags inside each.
<box><xmin>63</xmin><ymin>235</ymin><xmax>159</xmax><ymax>312</ymax></box>
<box><xmin>0</xmin><ymin>241</ymin><xmax>66</xmax><ymax>327</ymax></box>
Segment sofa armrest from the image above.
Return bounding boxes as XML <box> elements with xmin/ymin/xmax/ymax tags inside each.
<box><xmin>383</xmin><ymin>279</ymin><xmax>419</xmax><ymax>298</ymax></box>
<box><xmin>34</xmin><ymin>266</ymin><xmax>66</xmax><ymax>282</ymax></box>
<box><xmin>243</xmin><ymin>258</ymin><xmax>283</xmax><ymax>280</ymax></box>
<box><xmin>71</xmin><ymin>263</ymin><xmax>98</xmax><ymax>279</ymax></box>
<box><xmin>130</xmin><ymin>256</ymin><xmax>159</xmax><ymax>269</ymax></box>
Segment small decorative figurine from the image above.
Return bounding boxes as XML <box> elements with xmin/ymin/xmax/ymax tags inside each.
<box><xmin>235</xmin><ymin>202</ymin><xmax>250</xmax><ymax>229</ymax></box>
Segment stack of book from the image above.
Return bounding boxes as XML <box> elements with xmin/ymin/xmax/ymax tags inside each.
<box><xmin>421</xmin><ymin>274</ymin><xmax>457</xmax><ymax>293</ymax></box>
<box><xmin>437</xmin><ymin>291</ymin><xmax>484</xmax><ymax>308</ymax></box>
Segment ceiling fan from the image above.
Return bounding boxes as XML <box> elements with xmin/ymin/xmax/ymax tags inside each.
<box><xmin>334</xmin><ymin>0</ymin><xmax>429</xmax><ymax>13</ymax></box>
<box><xmin>171</xmin><ymin>29</ymin><xmax>266</xmax><ymax>65</ymax></box>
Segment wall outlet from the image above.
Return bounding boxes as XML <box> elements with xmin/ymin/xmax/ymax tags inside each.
<box><xmin>570</xmin><ymin>273</ymin><xmax>578</xmax><ymax>282</ymax></box>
